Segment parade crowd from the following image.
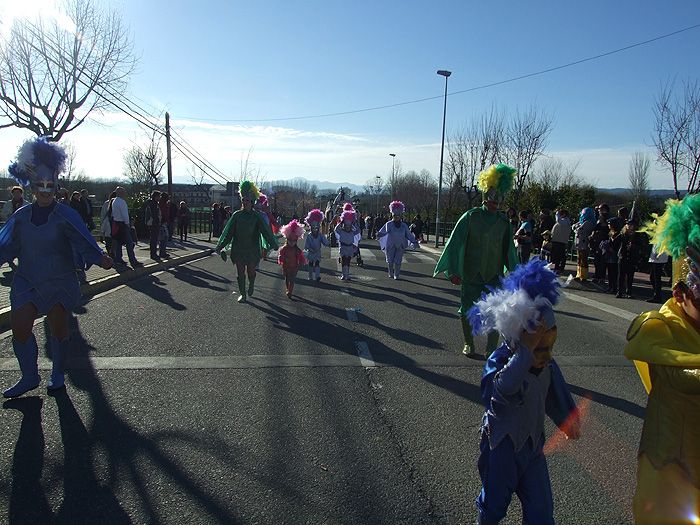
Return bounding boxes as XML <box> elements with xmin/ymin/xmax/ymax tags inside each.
<box><xmin>1</xmin><ymin>138</ymin><xmax>699</xmax><ymax>525</ymax></box>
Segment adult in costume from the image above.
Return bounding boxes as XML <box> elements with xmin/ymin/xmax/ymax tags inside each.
<box><xmin>469</xmin><ymin>258</ymin><xmax>580</xmax><ymax>525</ymax></box>
<box><xmin>215</xmin><ymin>181</ymin><xmax>277</xmax><ymax>303</ymax></box>
<box><xmin>624</xmin><ymin>193</ymin><xmax>700</xmax><ymax>524</ymax></box>
<box><xmin>1</xmin><ymin>137</ymin><xmax>112</xmax><ymax>397</ymax></box>
<box><xmin>377</xmin><ymin>200</ymin><xmax>417</xmax><ymax>279</ymax></box>
<box><xmin>303</xmin><ymin>209</ymin><xmax>330</xmax><ymax>281</ymax></box>
<box><xmin>434</xmin><ymin>163</ymin><xmax>518</xmax><ymax>356</ymax></box>
<box><xmin>572</xmin><ymin>207</ymin><xmax>596</xmax><ymax>282</ymax></box>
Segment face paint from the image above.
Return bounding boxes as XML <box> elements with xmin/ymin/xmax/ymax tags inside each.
<box><xmin>33</xmin><ymin>180</ymin><xmax>55</xmax><ymax>194</ymax></box>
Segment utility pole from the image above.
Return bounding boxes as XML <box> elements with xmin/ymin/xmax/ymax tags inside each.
<box><xmin>165</xmin><ymin>112</ymin><xmax>173</xmax><ymax>197</ymax></box>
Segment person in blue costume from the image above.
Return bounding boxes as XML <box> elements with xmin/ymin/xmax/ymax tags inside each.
<box><xmin>467</xmin><ymin>258</ymin><xmax>581</xmax><ymax>525</ymax></box>
<box><xmin>0</xmin><ymin>137</ymin><xmax>112</xmax><ymax>398</ymax></box>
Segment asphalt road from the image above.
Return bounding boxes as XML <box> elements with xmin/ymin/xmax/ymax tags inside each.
<box><xmin>0</xmin><ymin>240</ymin><xmax>650</xmax><ymax>524</ymax></box>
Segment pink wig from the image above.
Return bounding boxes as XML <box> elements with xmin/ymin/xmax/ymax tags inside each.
<box><xmin>257</xmin><ymin>194</ymin><xmax>268</xmax><ymax>207</ymax></box>
<box><xmin>341</xmin><ymin>210</ymin><xmax>356</xmax><ymax>223</ymax></box>
<box><xmin>389</xmin><ymin>200</ymin><xmax>405</xmax><ymax>215</ymax></box>
<box><xmin>305</xmin><ymin>208</ymin><xmax>324</xmax><ymax>226</ymax></box>
<box><xmin>343</xmin><ymin>202</ymin><xmax>355</xmax><ymax>211</ymax></box>
<box><xmin>280</xmin><ymin>219</ymin><xmax>305</xmax><ymax>240</ymax></box>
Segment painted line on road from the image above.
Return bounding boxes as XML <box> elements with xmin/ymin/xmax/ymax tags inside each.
<box><xmin>408</xmin><ymin>252</ymin><xmax>438</xmax><ymax>264</ymax></box>
<box><xmin>562</xmin><ymin>292</ymin><xmax>638</xmax><ymax>321</ymax></box>
<box><xmin>354</xmin><ymin>342</ymin><xmax>377</xmax><ymax>368</ymax></box>
<box><xmin>0</xmin><ymin>354</ymin><xmax>632</xmax><ymax>371</ymax></box>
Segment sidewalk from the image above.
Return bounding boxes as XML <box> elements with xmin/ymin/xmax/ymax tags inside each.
<box><xmin>0</xmin><ymin>232</ymin><xmax>215</xmax><ymax>328</ymax></box>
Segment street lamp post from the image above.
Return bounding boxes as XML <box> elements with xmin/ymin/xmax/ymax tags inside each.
<box><xmin>435</xmin><ymin>69</ymin><xmax>451</xmax><ymax>248</ymax></box>
<box><xmin>389</xmin><ymin>153</ymin><xmax>396</xmax><ymax>199</ymax></box>
<box><xmin>375</xmin><ymin>175</ymin><xmax>381</xmax><ymax>217</ymax></box>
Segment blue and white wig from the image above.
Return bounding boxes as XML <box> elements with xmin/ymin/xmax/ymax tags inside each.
<box><xmin>467</xmin><ymin>259</ymin><xmax>561</xmax><ymax>344</ymax></box>
<box><xmin>8</xmin><ymin>136</ymin><xmax>67</xmax><ymax>188</ymax></box>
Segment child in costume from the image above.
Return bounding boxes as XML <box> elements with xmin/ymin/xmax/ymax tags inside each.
<box><xmin>468</xmin><ymin>258</ymin><xmax>581</xmax><ymax>525</ymax></box>
<box><xmin>278</xmin><ymin>219</ymin><xmax>307</xmax><ymax>299</ymax></box>
<box><xmin>255</xmin><ymin>193</ymin><xmax>279</xmax><ymax>262</ymax></box>
<box><xmin>376</xmin><ymin>200</ymin><xmax>418</xmax><ymax>279</ymax></box>
<box><xmin>334</xmin><ymin>209</ymin><xmax>360</xmax><ymax>281</ymax></box>
<box><xmin>1</xmin><ymin>137</ymin><xmax>113</xmax><ymax>397</ymax></box>
<box><xmin>341</xmin><ymin>202</ymin><xmax>363</xmax><ymax>266</ymax></box>
<box><xmin>625</xmin><ymin>193</ymin><xmax>700</xmax><ymax>525</ymax></box>
<box><xmin>434</xmin><ymin>164</ymin><xmax>518</xmax><ymax>356</ymax></box>
<box><xmin>303</xmin><ymin>209</ymin><xmax>330</xmax><ymax>281</ymax></box>
<box><xmin>215</xmin><ymin>181</ymin><xmax>278</xmax><ymax>303</ymax></box>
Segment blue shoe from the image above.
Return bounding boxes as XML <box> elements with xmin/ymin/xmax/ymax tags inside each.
<box><xmin>47</xmin><ymin>337</ymin><xmax>69</xmax><ymax>391</ymax></box>
<box><xmin>3</xmin><ymin>335</ymin><xmax>40</xmax><ymax>398</ymax></box>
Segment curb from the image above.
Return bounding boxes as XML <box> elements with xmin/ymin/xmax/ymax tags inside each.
<box><xmin>0</xmin><ymin>248</ymin><xmax>213</xmax><ymax>331</ymax></box>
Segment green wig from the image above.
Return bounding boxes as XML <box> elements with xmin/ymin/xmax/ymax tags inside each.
<box><xmin>238</xmin><ymin>180</ymin><xmax>260</xmax><ymax>202</ymax></box>
<box><xmin>645</xmin><ymin>194</ymin><xmax>700</xmax><ymax>259</ymax></box>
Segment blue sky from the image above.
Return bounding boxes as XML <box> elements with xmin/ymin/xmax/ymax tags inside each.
<box><xmin>2</xmin><ymin>0</ymin><xmax>700</xmax><ymax>189</ymax></box>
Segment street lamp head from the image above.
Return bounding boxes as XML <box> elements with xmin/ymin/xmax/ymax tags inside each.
<box><xmin>437</xmin><ymin>70</ymin><xmax>452</xmax><ymax>78</ymax></box>
<box><xmin>389</xmin><ymin>153</ymin><xmax>396</xmax><ymax>158</ymax></box>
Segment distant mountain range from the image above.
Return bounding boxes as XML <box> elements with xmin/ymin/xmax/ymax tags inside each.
<box><xmin>596</xmin><ymin>188</ymin><xmax>681</xmax><ymax>197</ymax></box>
<box><xmin>268</xmin><ymin>178</ymin><xmax>365</xmax><ymax>194</ymax></box>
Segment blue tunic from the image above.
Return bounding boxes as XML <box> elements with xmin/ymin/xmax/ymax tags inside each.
<box><xmin>0</xmin><ymin>202</ymin><xmax>104</xmax><ymax>315</ymax></box>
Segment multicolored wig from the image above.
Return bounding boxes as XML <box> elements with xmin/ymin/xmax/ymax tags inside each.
<box><xmin>305</xmin><ymin>208</ymin><xmax>324</xmax><ymax>227</ymax></box>
<box><xmin>341</xmin><ymin>210</ymin><xmax>356</xmax><ymax>224</ymax></box>
<box><xmin>238</xmin><ymin>180</ymin><xmax>260</xmax><ymax>203</ymax></box>
<box><xmin>8</xmin><ymin>136</ymin><xmax>67</xmax><ymax>189</ymax></box>
<box><xmin>579</xmin><ymin>207</ymin><xmax>595</xmax><ymax>224</ymax></box>
<box><xmin>343</xmin><ymin>202</ymin><xmax>355</xmax><ymax>212</ymax></box>
<box><xmin>389</xmin><ymin>200</ymin><xmax>405</xmax><ymax>215</ymax></box>
<box><xmin>280</xmin><ymin>219</ymin><xmax>305</xmax><ymax>240</ymax></box>
<box><xmin>467</xmin><ymin>259</ymin><xmax>561</xmax><ymax>343</ymax></box>
<box><xmin>644</xmin><ymin>194</ymin><xmax>700</xmax><ymax>295</ymax></box>
<box><xmin>477</xmin><ymin>163</ymin><xmax>516</xmax><ymax>203</ymax></box>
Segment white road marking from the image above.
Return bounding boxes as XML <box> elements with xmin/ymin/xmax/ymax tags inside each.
<box><xmin>354</xmin><ymin>341</ymin><xmax>377</xmax><ymax>368</ymax></box>
<box><xmin>0</xmin><ymin>353</ymin><xmax>629</xmax><ymax>370</ymax></box>
<box><xmin>562</xmin><ymin>292</ymin><xmax>638</xmax><ymax>321</ymax></box>
<box><xmin>407</xmin><ymin>253</ymin><xmax>438</xmax><ymax>264</ymax></box>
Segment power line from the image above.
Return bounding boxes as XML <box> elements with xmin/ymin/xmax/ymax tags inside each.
<box><xmin>15</xmin><ymin>19</ymin><xmax>232</xmax><ymax>186</ymax></box>
<box><xmin>175</xmin><ymin>22</ymin><xmax>700</xmax><ymax>123</ymax></box>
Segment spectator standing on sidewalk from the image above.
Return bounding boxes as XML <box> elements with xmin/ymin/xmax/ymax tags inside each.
<box><xmin>550</xmin><ymin>209</ymin><xmax>571</xmax><ymax>272</ymax></box>
<box><xmin>616</xmin><ymin>220</ymin><xmax>641</xmax><ymax>298</ymax></box>
<box><xmin>1</xmin><ymin>186</ymin><xmax>27</xmax><ymax>222</ymax></box>
<box><xmin>111</xmin><ymin>187</ymin><xmax>141</xmax><ymax>269</ymax></box>
<box><xmin>514</xmin><ymin>210</ymin><xmax>533</xmax><ymax>264</ymax></box>
<box><xmin>177</xmin><ymin>201</ymin><xmax>190</xmax><ymax>242</ymax></box>
<box><xmin>159</xmin><ymin>193</ymin><xmax>171</xmax><ymax>242</ymax></box>
<box><xmin>80</xmin><ymin>189</ymin><xmax>95</xmax><ymax>230</ymax></box>
<box><xmin>590</xmin><ymin>204</ymin><xmax>610</xmax><ymax>283</ymax></box>
<box><xmin>1</xmin><ymin>137</ymin><xmax>112</xmax><ymax>398</ymax></box>
<box><xmin>601</xmin><ymin>220</ymin><xmax>621</xmax><ymax>294</ymax></box>
<box><xmin>573</xmin><ymin>207</ymin><xmax>596</xmax><ymax>282</ymax></box>
<box><xmin>365</xmin><ymin>214</ymin><xmax>374</xmax><ymax>240</ymax></box>
<box><xmin>100</xmin><ymin>190</ymin><xmax>117</xmax><ymax>257</ymax></box>
<box><xmin>167</xmin><ymin>196</ymin><xmax>178</xmax><ymax>242</ymax></box>
<box><xmin>212</xmin><ymin>203</ymin><xmax>223</xmax><ymax>237</ymax></box>
<box><xmin>144</xmin><ymin>190</ymin><xmax>164</xmax><ymax>259</ymax></box>
<box><xmin>647</xmin><ymin>244</ymin><xmax>669</xmax><ymax>304</ymax></box>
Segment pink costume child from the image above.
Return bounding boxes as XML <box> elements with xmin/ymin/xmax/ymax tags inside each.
<box><xmin>334</xmin><ymin>209</ymin><xmax>360</xmax><ymax>281</ymax></box>
<box><xmin>278</xmin><ymin>219</ymin><xmax>307</xmax><ymax>299</ymax></box>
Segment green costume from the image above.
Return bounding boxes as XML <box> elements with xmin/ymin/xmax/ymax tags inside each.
<box><xmin>216</xmin><ymin>208</ymin><xmax>278</xmax><ymax>301</ymax></box>
<box><xmin>434</xmin><ymin>205</ymin><xmax>517</xmax><ymax>354</ymax></box>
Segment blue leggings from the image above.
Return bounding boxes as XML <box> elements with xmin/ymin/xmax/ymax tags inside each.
<box><xmin>476</xmin><ymin>434</ymin><xmax>554</xmax><ymax>525</ymax></box>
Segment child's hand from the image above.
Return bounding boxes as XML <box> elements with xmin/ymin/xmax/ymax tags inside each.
<box><xmin>563</xmin><ymin>413</ymin><xmax>582</xmax><ymax>440</ymax></box>
<box><xmin>520</xmin><ymin>321</ymin><xmax>547</xmax><ymax>352</ymax></box>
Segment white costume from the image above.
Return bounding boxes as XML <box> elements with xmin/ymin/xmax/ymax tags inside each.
<box><xmin>377</xmin><ymin>219</ymin><xmax>417</xmax><ymax>279</ymax></box>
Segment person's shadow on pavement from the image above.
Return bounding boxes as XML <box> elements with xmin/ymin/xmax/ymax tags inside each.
<box><xmin>3</xmin><ymin>396</ymin><xmax>53</xmax><ymax>525</ymax></box>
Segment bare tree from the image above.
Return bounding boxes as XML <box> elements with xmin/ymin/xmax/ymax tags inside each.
<box><xmin>653</xmin><ymin>80</ymin><xmax>700</xmax><ymax>197</ymax></box>
<box><xmin>0</xmin><ymin>0</ymin><xmax>136</xmax><ymax>141</ymax></box>
<box><xmin>446</xmin><ymin>106</ymin><xmax>506</xmax><ymax>209</ymax></box>
<box><xmin>504</xmin><ymin>105</ymin><xmax>554</xmax><ymax>206</ymax></box>
<box><xmin>628</xmin><ymin>151</ymin><xmax>650</xmax><ymax>200</ymax></box>
<box><xmin>123</xmin><ymin>126</ymin><xmax>166</xmax><ymax>192</ymax></box>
